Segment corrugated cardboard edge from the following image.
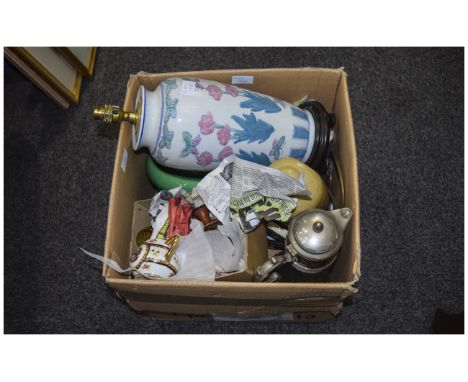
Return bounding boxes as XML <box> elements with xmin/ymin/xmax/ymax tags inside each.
<box><xmin>106</xmin><ymin>277</ymin><xmax>358</xmax><ymax>298</ymax></box>
<box><xmin>129</xmin><ymin>67</ymin><xmax>344</xmax><ymax>84</ymax></box>
<box><xmin>339</xmin><ymin>70</ymin><xmax>361</xmax><ymax>285</ymax></box>
<box><xmin>102</xmin><ymin>119</ymin><xmax>128</xmax><ymax>278</ymax></box>
<box><xmin>142</xmin><ymin>304</ymin><xmax>341</xmax><ymax>322</ymax></box>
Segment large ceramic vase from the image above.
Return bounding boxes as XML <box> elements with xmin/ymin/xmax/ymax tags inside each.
<box><xmin>94</xmin><ymin>77</ymin><xmax>333</xmax><ymax>171</ymax></box>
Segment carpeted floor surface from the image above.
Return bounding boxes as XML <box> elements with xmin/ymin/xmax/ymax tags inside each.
<box><xmin>3</xmin><ymin>47</ymin><xmax>464</xmax><ymax>334</ymax></box>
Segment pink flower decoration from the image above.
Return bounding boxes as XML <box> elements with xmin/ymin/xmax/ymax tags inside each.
<box><xmin>218</xmin><ymin>146</ymin><xmax>234</xmax><ymax>161</ymax></box>
<box><xmin>217</xmin><ymin>125</ymin><xmax>231</xmax><ymax>145</ymax></box>
<box><xmin>207</xmin><ymin>85</ymin><xmax>223</xmax><ymax>101</ymax></box>
<box><xmin>198</xmin><ymin>113</ymin><xmax>215</xmax><ymax>135</ymax></box>
<box><xmin>191</xmin><ymin>148</ymin><xmax>199</xmax><ymax>156</ymax></box>
<box><xmin>192</xmin><ymin>134</ymin><xmax>201</xmax><ymax>146</ymax></box>
<box><xmin>196</xmin><ymin>151</ymin><xmax>214</xmax><ymax>167</ymax></box>
<box><xmin>225</xmin><ymin>84</ymin><xmax>239</xmax><ymax>97</ymax></box>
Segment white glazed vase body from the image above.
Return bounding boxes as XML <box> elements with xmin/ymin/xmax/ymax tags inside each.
<box><xmin>133</xmin><ymin>78</ymin><xmax>316</xmax><ymax>171</ymax></box>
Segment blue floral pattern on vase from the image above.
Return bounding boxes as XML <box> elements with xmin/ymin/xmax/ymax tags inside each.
<box><xmin>289</xmin><ymin>148</ymin><xmax>307</xmax><ymax>160</ymax></box>
<box><xmin>291</xmin><ymin>107</ymin><xmax>309</xmax><ymax>122</ymax></box>
<box><xmin>272</xmin><ymin>97</ymin><xmax>287</xmax><ymax>109</ymax></box>
<box><xmin>237</xmin><ymin>150</ymin><xmax>271</xmax><ymax>166</ymax></box>
<box><xmin>292</xmin><ymin>125</ymin><xmax>309</xmax><ymax>140</ymax></box>
<box><xmin>153</xmin><ymin>79</ymin><xmax>178</xmax><ymax>159</ymax></box>
<box><xmin>231</xmin><ymin>113</ymin><xmax>275</xmax><ymax>144</ymax></box>
<box><xmin>141</xmin><ymin>78</ymin><xmax>313</xmax><ymax>171</ymax></box>
<box><xmin>154</xmin><ymin>148</ymin><xmax>168</xmax><ymax>164</ymax></box>
<box><xmin>239</xmin><ymin>90</ymin><xmax>282</xmax><ymax>113</ymax></box>
<box><xmin>269</xmin><ymin>136</ymin><xmax>286</xmax><ymax>160</ymax></box>
<box><xmin>180</xmin><ymin>131</ymin><xmax>201</xmax><ymax>157</ymax></box>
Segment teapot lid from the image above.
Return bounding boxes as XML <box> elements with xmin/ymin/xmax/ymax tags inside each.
<box><xmin>289</xmin><ymin>209</ymin><xmax>341</xmax><ymax>257</ymax></box>
<box><xmin>287</xmin><ymin>208</ymin><xmax>350</xmax><ymax>261</ymax></box>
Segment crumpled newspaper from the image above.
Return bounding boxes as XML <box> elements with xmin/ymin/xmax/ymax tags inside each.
<box><xmin>205</xmin><ymin>219</ymin><xmax>245</xmax><ymax>274</ymax></box>
<box><xmin>193</xmin><ymin>155</ymin><xmax>310</xmax><ymax>232</ymax></box>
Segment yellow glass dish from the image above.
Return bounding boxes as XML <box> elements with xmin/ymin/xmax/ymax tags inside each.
<box><xmin>270</xmin><ymin>157</ymin><xmax>329</xmax><ymax>216</ymax></box>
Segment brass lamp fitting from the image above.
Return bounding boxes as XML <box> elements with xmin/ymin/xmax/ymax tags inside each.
<box><xmin>93</xmin><ymin>104</ymin><xmax>139</xmax><ymax>125</ymax></box>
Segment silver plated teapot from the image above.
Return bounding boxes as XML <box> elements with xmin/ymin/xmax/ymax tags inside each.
<box><xmin>254</xmin><ymin>208</ymin><xmax>352</xmax><ymax>282</ymax></box>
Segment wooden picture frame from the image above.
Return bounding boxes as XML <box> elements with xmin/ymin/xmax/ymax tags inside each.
<box><xmin>56</xmin><ymin>47</ymin><xmax>97</xmax><ymax>77</ymax></box>
<box><xmin>4</xmin><ymin>48</ymin><xmax>70</xmax><ymax>109</ymax></box>
<box><xmin>8</xmin><ymin>47</ymin><xmax>82</xmax><ymax>104</ymax></box>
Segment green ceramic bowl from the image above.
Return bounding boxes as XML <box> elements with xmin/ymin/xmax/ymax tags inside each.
<box><xmin>146</xmin><ymin>157</ymin><xmax>204</xmax><ymax>192</ymax></box>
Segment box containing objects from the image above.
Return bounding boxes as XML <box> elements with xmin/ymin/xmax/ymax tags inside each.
<box><xmin>102</xmin><ymin>68</ymin><xmax>360</xmax><ymax>322</ymax></box>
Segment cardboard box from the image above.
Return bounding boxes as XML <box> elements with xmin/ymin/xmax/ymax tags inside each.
<box><xmin>103</xmin><ymin>68</ymin><xmax>360</xmax><ymax>322</ymax></box>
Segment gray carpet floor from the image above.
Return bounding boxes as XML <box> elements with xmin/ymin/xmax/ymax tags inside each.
<box><xmin>4</xmin><ymin>47</ymin><xmax>464</xmax><ymax>333</ymax></box>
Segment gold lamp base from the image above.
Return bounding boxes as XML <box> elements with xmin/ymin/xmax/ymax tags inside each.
<box><xmin>93</xmin><ymin>104</ymin><xmax>140</xmax><ymax>125</ymax></box>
